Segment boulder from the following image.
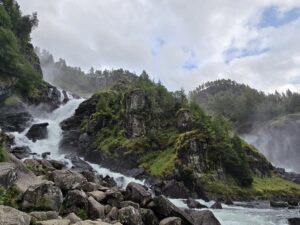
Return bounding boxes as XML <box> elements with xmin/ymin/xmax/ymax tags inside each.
<box><xmin>152</xmin><ymin>196</ymin><xmax>194</xmax><ymax>225</ymax></box>
<box><xmin>62</xmin><ymin>190</ymin><xmax>88</xmax><ymax>214</ymax></box>
<box><xmin>11</xmin><ymin>146</ymin><xmax>31</xmax><ymax>159</ymax></box>
<box><xmin>270</xmin><ymin>201</ymin><xmax>289</xmax><ymax>208</ymax></box>
<box><xmin>288</xmin><ymin>200</ymin><xmax>299</xmax><ymax>207</ymax></box>
<box><xmin>186</xmin><ymin>198</ymin><xmax>207</xmax><ymax>209</ymax></box>
<box><xmin>42</xmin><ymin>152</ymin><xmax>51</xmax><ymax>159</ymax></box>
<box><xmin>106</xmin><ymin>207</ymin><xmax>119</xmax><ymax>221</ymax></box>
<box><xmin>118</xmin><ymin>206</ymin><xmax>144</xmax><ymax>225</ymax></box>
<box><xmin>120</xmin><ymin>201</ymin><xmax>140</xmax><ymax>209</ymax></box>
<box><xmin>21</xmin><ymin>181</ymin><xmax>63</xmax><ymax>211</ymax></box>
<box><xmin>160</xmin><ymin>180</ymin><xmax>190</xmax><ymax>199</ymax></box>
<box><xmin>62</xmin><ymin>90</ymin><xmax>69</xmax><ymax>104</ymax></box>
<box><xmin>81</xmin><ymin>182</ymin><xmax>99</xmax><ymax>192</ymax></box>
<box><xmin>159</xmin><ymin>217</ymin><xmax>182</xmax><ymax>225</ymax></box>
<box><xmin>0</xmin><ymin>162</ymin><xmax>17</xmax><ymax>188</ymax></box>
<box><xmin>88</xmin><ymin>196</ymin><xmax>105</xmax><ymax>219</ymax></box>
<box><xmin>65</xmin><ymin>213</ymin><xmax>82</xmax><ymax>223</ymax></box>
<box><xmin>73</xmin><ymin>220</ymin><xmax>114</xmax><ymax>225</ymax></box>
<box><xmin>225</xmin><ymin>198</ymin><xmax>234</xmax><ymax>205</ymax></box>
<box><xmin>88</xmin><ymin>191</ymin><xmax>106</xmax><ymax>202</ymax></box>
<box><xmin>186</xmin><ymin>210</ymin><xmax>221</xmax><ymax>225</ymax></box>
<box><xmin>139</xmin><ymin>208</ymin><xmax>159</xmax><ymax>225</ymax></box>
<box><xmin>65</xmin><ymin>154</ymin><xmax>93</xmax><ymax>172</ymax></box>
<box><xmin>103</xmin><ymin>175</ymin><xmax>117</xmax><ymax>188</ymax></box>
<box><xmin>125</xmin><ymin>182</ymin><xmax>152</xmax><ymax>206</ymax></box>
<box><xmin>289</xmin><ymin>218</ymin><xmax>300</xmax><ymax>225</ymax></box>
<box><xmin>36</xmin><ymin>219</ymin><xmax>71</xmax><ymax>225</ymax></box>
<box><xmin>50</xmin><ymin>170</ymin><xmax>88</xmax><ymax>191</ymax></box>
<box><xmin>0</xmin><ymin>205</ymin><xmax>31</xmax><ymax>225</ymax></box>
<box><xmin>26</xmin><ymin>123</ymin><xmax>49</xmax><ymax>142</ymax></box>
<box><xmin>48</xmin><ymin>160</ymin><xmax>66</xmax><ymax>170</ymax></box>
<box><xmin>211</xmin><ymin>201</ymin><xmax>222</xmax><ymax>209</ymax></box>
<box><xmin>104</xmin><ymin>189</ymin><xmax>124</xmax><ymax>208</ymax></box>
<box><xmin>30</xmin><ymin>211</ymin><xmax>60</xmax><ymax>221</ymax></box>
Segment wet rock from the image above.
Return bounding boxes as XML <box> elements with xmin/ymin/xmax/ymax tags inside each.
<box><xmin>0</xmin><ymin>111</ymin><xmax>32</xmax><ymax>132</ymax></box>
<box><xmin>11</xmin><ymin>146</ymin><xmax>31</xmax><ymax>159</ymax></box>
<box><xmin>159</xmin><ymin>217</ymin><xmax>182</xmax><ymax>225</ymax></box>
<box><xmin>65</xmin><ymin>154</ymin><xmax>93</xmax><ymax>172</ymax></box>
<box><xmin>21</xmin><ymin>181</ymin><xmax>63</xmax><ymax>211</ymax></box>
<box><xmin>0</xmin><ymin>162</ymin><xmax>17</xmax><ymax>188</ymax></box>
<box><xmin>88</xmin><ymin>196</ymin><xmax>105</xmax><ymax>219</ymax></box>
<box><xmin>160</xmin><ymin>180</ymin><xmax>190</xmax><ymax>199</ymax></box>
<box><xmin>270</xmin><ymin>201</ymin><xmax>289</xmax><ymax>208</ymax></box>
<box><xmin>79</xmin><ymin>133</ymin><xmax>90</xmax><ymax>149</ymax></box>
<box><xmin>62</xmin><ymin>90</ymin><xmax>69</xmax><ymax>104</ymax></box>
<box><xmin>62</xmin><ymin>190</ymin><xmax>88</xmax><ymax>215</ymax></box>
<box><xmin>36</xmin><ymin>219</ymin><xmax>71</xmax><ymax>225</ymax></box>
<box><xmin>288</xmin><ymin>218</ymin><xmax>300</xmax><ymax>225</ymax></box>
<box><xmin>225</xmin><ymin>198</ymin><xmax>234</xmax><ymax>205</ymax></box>
<box><xmin>42</xmin><ymin>152</ymin><xmax>51</xmax><ymax>159</ymax></box>
<box><xmin>0</xmin><ymin>205</ymin><xmax>31</xmax><ymax>225</ymax></box>
<box><xmin>152</xmin><ymin>196</ymin><xmax>194</xmax><ymax>225</ymax></box>
<box><xmin>118</xmin><ymin>206</ymin><xmax>144</xmax><ymax>225</ymax></box>
<box><xmin>26</xmin><ymin>123</ymin><xmax>49</xmax><ymax>142</ymax></box>
<box><xmin>103</xmin><ymin>175</ymin><xmax>117</xmax><ymax>188</ymax></box>
<box><xmin>139</xmin><ymin>208</ymin><xmax>159</xmax><ymax>225</ymax></box>
<box><xmin>48</xmin><ymin>160</ymin><xmax>66</xmax><ymax>170</ymax></box>
<box><xmin>125</xmin><ymin>182</ymin><xmax>152</xmax><ymax>207</ymax></box>
<box><xmin>29</xmin><ymin>211</ymin><xmax>60</xmax><ymax>221</ymax></box>
<box><xmin>65</xmin><ymin>212</ymin><xmax>82</xmax><ymax>223</ymax></box>
<box><xmin>186</xmin><ymin>198</ymin><xmax>207</xmax><ymax>209</ymax></box>
<box><xmin>211</xmin><ymin>201</ymin><xmax>222</xmax><ymax>209</ymax></box>
<box><xmin>288</xmin><ymin>200</ymin><xmax>299</xmax><ymax>207</ymax></box>
<box><xmin>186</xmin><ymin>209</ymin><xmax>221</xmax><ymax>225</ymax></box>
<box><xmin>50</xmin><ymin>170</ymin><xmax>88</xmax><ymax>192</ymax></box>
<box><xmin>125</xmin><ymin>168</ymin><xmax>145</xmax><ymax>179</ymax></box>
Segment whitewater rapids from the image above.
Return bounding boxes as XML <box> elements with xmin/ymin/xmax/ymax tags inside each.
<box><xmin>11</xmin><ymin>96</ymin><xmax>299</xmax><ymax>225</ymax></box>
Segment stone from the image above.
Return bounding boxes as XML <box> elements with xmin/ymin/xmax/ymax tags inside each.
<box><xmin>120</xmin><ymin>201</ymin><xmax>140</xmax><ymax>209</ymax></box>
<box><xmin>36</xmin><ymin>219</ymin><xmax>71</xmax><ymax>225</ymax></box>
<box><xmin>21</xmin><ymin>181</ymin><xmax>63</xmax><ymax>211</ymax></box>
<box><xmin>289</xmin><ymin>218</ymin><xmax>300</xmax><ymax>225</ymax></box>
<box><xmin>65</xmin><ymin>154</ymin><xmax>93</xmax><ymax>172</ymax></box>
<box><xmin>288</xmin><ymin>200</ymin><xmax>299</xmax><ymax>207</ymax></box>
<box><xmin>186</xmin><ymin>210</ymin><xmax>221</xmax><ymax>225</ymax></box>
<box><xmin>62</xmin><ymin>190</ymin><xmax>88</xmax><ymax>214</ymax></box>
<box><xmin>88</xmin><ymin>196</ymin><xmax>105</xmax><ymax>219</ymax></box>
<box><xmin>0</xmin><ymin>205</ymin><xmax>31</xmax><ymax>225</ymax></box>
<box><xmin>65</xmin><ymin>213</ymin><xmax>82</xmax><ymax>223</ymax></box>
<box><xmin>105</xmin><ymin>190</ymin><xmax>124</xmax><ymax>208</ymax></box>
<box><xmin>73</xmin><ymin>220</ymin><xmax>113</xmax><ymax>225</ymax></box>
<box><xmin>48</xmin><ymin>160</ymin><xmax>66</xmax><ymax>170</ymax></box>
<box><xmin>125</xmin><ymin>182</ymin><xmax>152</xmax><ymax>206</ymax></box>
<box><xmin>160</xmin><ymin>180</ymin><xmax>190</xmax><ymax>199</ymax></box>
<box><xmin>139</xmin><ymin>208</ymin><xmax>159</xmax><ymax>225</ymax></box>
<box><xmin>26</xmin><ymin>123</ymin><xmax>49</xmax><ymax>142</ymax></box>
<box><xmin>152</xmin><ymin>196</ymin><xmax>194</xmax><ymax>225</ymax></box>
<box><xmin>159</xmin><ymin>217</ymin><xmax>182</xmax><ymax>225</ymax></box>
<box><xmin>62</xmin><ymin>90</ymin><xmax>69</xmax><ymax>104</ymax></box>
<box><xmin>50</xmin><ymin>170</ymin><xmax>88</xmax><ymax>191</ymax></box>
<box><xmin>186</xmin><ymin>198</ymin><xmax>207</xmax><ymax>209</ymax></box>
<box><xmin>42</xmin><ymin>152</ymin><xmax>51</xmax><ymax>159</ymax></box>
<box><xmin>118</xmin><ymin>206</ymin><xmax>144</xmax><ymax>225</ymax></box>
<box><xmin>0</xmin><ymin>111</ymin><xmax>32</xmax><ymax>132</ymax></box>
<box><xmin>88</xmin><ymin>191</ymin><xmax>106</xmax><ymax>202</ymax></box>
<box><xmin>30</xmin><ymin>211</ymin><xmax>60</xmax><ymax>221</ymax></box>
<box><xmin>11</xmin><ymin>146</ymin><xmax>31</xmax><ymax>159</ymax></box>
<box><xmin>106</xmin><ymin>207</ymin><xmax>119</xmax><ymax>221</ymax></box>
<box><xmin>176</xmin><ymin>109</ymin><xmax>195</xmax><ymax>132</ymax></box>
<box><xmin>0</xmin><ymin>162</ymin><xmax>17</xmax><ymax>188</ymax></box>
<box><xmin>270</xmin><ymin>201</ymin><xmax>289</xmax><ymax>208</ymax></box>
<box><xmin>211</xmin><ymin>201</ymin><xmax>222</xmax><ymax>209</ymax></box>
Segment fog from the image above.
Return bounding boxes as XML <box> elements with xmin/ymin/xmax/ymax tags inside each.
<box><xmin>244</xmin><ymin>115</ymin><xmax>300</xmax><ymax>173</ymax></box>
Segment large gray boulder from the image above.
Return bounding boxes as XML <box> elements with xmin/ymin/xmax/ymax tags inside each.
<box><xmin>65</xmin><ymin>213</ymin><xmax>82</xmax><ymax>224</ymax></box>
<box><xmin>139</xmin><ymin>208</ymin><xmax>159</xmax><ymax>225</ymax></box>
<box><xmin>30</xmin><ymin>211</ymin><xmax>59</xmax><ymax>221</ymax></box>
<box><xmin>125</xmin><ymin>182</ymin><xmax>152</xmax><ymax>207</ymax></box>
<box><xmin>186</xmin><ymin>210</ymin><xmax>221</xmax><ymax>225</ymax></box>
<box><xmin>118</xmin><ymin>206</ymin><xmax>144</xmax><ymax>225</ymax></box>
<box><xmin>159</xmin><ymin>217</ymin><xmax>182</xmax><ymax>225</ymax></box>
<box><xmin>88</xmin><ymin>196</ymin><xmax>105</xmax><ymax>219</ymax></box>
<box><xmin>152</xmin><ymin>196</ymin><xmax>194</xmax><ymax>225</ymax></box>
<box><xmin>0</xmin><ymin>162</ymin><xmax>17</xmax><ymax>188</ymax></box>
<box><xmin>0</xmin><ymin>205</ymin><xmax>31</xmax><ymax>225</ymax></box>
<box><xmin>186</xmin><ymin>198</ymin><xmax>207</xmax><ymax>209</ymax></box>
<box><xmin>26</xmin><ymin>123</ymin><xmax>49</xmax><ymax>142</ymax></box>
<box><xmin>50</xmin><ymin>170</ymin><xmax>88</xmax><ymax>191</ymax></box>
<box><xmin>21</xmin><ymin>181</ymin><xmax>63</xmax><ymax>211</ymax></box>
<box><xmin>62</xmin><ymin>190</ymin><xmax>88</xmax><ymax>215</ymax></box>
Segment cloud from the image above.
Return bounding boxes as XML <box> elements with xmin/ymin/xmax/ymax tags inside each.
<box><xmin>17</xmin><ymin>0</ymin><xmax>300</xmax><ymax>93</ymax></box>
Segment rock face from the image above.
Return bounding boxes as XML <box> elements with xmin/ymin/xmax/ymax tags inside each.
<box><xmin>21</xmin><ymin>181</ymin><xmax>63</xmax><ymax>211</ymax></box>
<box><xmin>125</xmin><ymin>89</ymin><xmax>147</xmax><ymax>137</ymax></box>
<box><xmin>0</xmin><ymin>205</ymin><xmax>31</xmax><ymax>225</ymax></box>
<box><xmin>0</xmin><ymin>111</ymin><xmax>32</xmax><ymax>132</ymax></box>
<box><xmin>176</xmin><ymin>109</ymin><xmax>195</xmax><ymax>132</ymax></box>
<box><xmin>289</xmin><ymin>218</ymin><xmax>300</xmax><ymax>225</ymax></box>
<box><xmin>26</xmin><ymin>123</ymin><xmax>49</xmax><ymax>142</ymax></box>
<box><xmin>0</xmin><ymin>162</ymin><xmax>17</xmax><ymax>188</ymax></box>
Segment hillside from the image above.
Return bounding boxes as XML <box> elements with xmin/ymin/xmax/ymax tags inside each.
<box><xmin>58</xmin><ymin>75</ymin><xmax>300</xmax><ymax>200</ymax></box>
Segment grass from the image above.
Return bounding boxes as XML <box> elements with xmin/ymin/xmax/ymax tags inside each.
<box><xmin>201</xmin><ymin>174</ymin><xmax>300</xmax><ymax>200</ymax></box>
<box><xmin>0</xmin><ymin>144</ymin><xmax>7</xmax><ymax>162</ymax></box>
<box><xmin>139</xmin><ymin>148</ymin><xmax>177</xmax><ymax>177</ymax></box>
<box><xmin>4</xmin><ymin>95</ymin><xmax>22</xmax><ymax>106</ymax></box>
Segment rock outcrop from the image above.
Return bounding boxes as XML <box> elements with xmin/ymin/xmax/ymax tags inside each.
<box><xmin>26</xmin><ymin>123</ymin><xmax>49</xmax><ymax>142</ymax></box>
<box><xmin>0</xmin><ymin>205</ymin><xmax>31</xmax><ymax>225</ymax></box>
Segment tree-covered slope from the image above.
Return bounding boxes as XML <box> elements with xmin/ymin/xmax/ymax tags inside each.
<box><xmin>59</xmin><ymin>75</ymin><xmax>290</xmax><ymax>200</ymax></box>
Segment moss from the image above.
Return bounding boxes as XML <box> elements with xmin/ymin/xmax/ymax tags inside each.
<box><xmin>0</xmin><ymin>185</ymin><xmax>19</xmax><ymax>208</ymax></box>
<box><xmin>0</xmin><ymin>143</ymin><xmax>8</xmax><ymax>162</ymax></box>
<box><xmin>3</xmin><ymin>95</ymin><xmax>22</xmax><ymax>106</ymax></box>
<box><xmin>140</xmin><ymin>148</ymin><xmax>177</xmax><ymax>177</ymax></box>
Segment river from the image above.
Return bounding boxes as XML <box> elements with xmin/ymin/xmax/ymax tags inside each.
<box><xmin>11</xmin><ymin>96</ymin><xmax>300</xmax><ymax>225</ymax></box>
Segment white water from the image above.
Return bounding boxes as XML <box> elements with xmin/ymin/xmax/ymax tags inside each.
<box><xmin>10</xmin><ymin>96</ymin><xmax>299</xmax><ymax>225</ymax></box>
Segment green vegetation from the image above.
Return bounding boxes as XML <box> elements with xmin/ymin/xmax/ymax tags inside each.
<box><xmin>0</xmin><ymin>0</ymin><xmax>44</xmax><ymax>99</ymax></box>
<box><xmin>0</xmin><ymin>143</ymin><xmax>7</xmax><ymax>162</ymax></box>
<box><xmin>201</xmin><ymin>174</ymin><xmax>300</xmax><ymax>200</ymax></box>
<box><xmin>190</xmin><ymin>79</ymin><xmax>300</xmax><ymax>132</ymax></box>
<box><xmin>0</xmin><ymin>185</ymin><xmax>19</xmax><ymax>208</ymax></box>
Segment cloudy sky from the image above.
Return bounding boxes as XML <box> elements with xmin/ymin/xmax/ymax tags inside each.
<box><xmin>18</xmin><ymin>0</ymin><xmax>300</xmax><ymax>92</ymax></box>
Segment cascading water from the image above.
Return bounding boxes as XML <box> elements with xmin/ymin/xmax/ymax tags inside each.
<box><xmin>9</xmin><ymin>95</ymin><xmax>299</xmax><ymax>225</ymax></box>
